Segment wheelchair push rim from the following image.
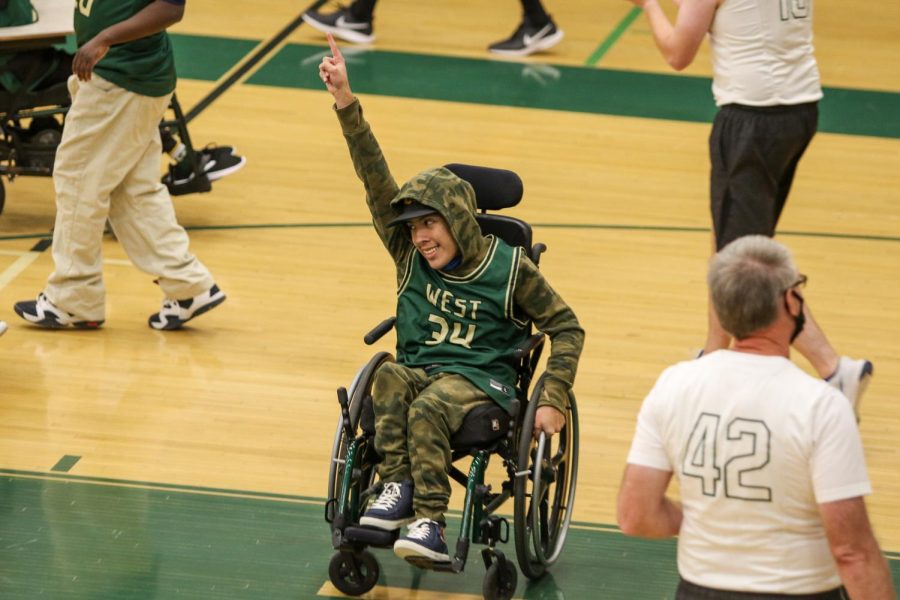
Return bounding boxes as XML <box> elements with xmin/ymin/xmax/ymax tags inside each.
<box><xmin>513</xmin><ymin>379</ymin><xmax>579</xmax><ymax>579</ymax></box>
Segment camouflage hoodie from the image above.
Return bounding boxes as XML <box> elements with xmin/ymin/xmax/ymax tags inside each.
<box><xmin>336</xmin><ymin>99</ymin><xmax>584</xmax><ymax>411</ymax></box>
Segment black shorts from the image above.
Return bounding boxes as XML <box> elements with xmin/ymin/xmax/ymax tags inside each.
<box><xmin>676</xmin><ymin>577</ymin><xmax>847</xmax><ymax>600</ymax></box>
<box><xmin>709</xmin><ymin>102</ymin><xmax>818</xmax><ymax>251</ymax></box>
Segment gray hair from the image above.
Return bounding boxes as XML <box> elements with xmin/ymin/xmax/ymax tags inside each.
<box><xmin>708</xmin><ymin>236</ymin><xmax>799</xmax><ymax>339</ymax></box>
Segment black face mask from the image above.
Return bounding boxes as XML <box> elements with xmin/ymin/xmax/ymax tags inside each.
<box><xmin>785</xmin><ymin>290</ymin><xmax>806</xmax><ymax>343</ymax></box>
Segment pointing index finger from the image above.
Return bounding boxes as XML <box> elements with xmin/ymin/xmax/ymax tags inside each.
<box><xmin>326</xmin><ymin>33</ymin><xmax>343</xmax><ymax>61</ymax></box>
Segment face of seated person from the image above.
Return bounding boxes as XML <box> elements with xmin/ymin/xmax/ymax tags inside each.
<box><xmin>407</xmin><ymin>214</ymin><xmax>459</xmax><ymax>270</ymax></box>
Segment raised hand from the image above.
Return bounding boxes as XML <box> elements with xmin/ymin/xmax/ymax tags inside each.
<box><xmin>319</xmin><ymin>33</ymin><xmax>354</xmax><ymax>109</ymax></box>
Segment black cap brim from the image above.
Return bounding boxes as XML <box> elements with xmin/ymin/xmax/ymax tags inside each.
<box><xmin>387</xmin><ymin>202</ymin><xmax>438</xmax><ymax>227</ymax></box>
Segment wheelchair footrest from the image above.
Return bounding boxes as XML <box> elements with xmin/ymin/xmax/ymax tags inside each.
<box><xmin>344</xmin><ymin>525</ymin><xmax>399</xmax><ymax>547</ymax></box>
<box><xmin>403</xmin><ymin>556</ymin><xmax>456</xmax><ymax>572</ymax></box>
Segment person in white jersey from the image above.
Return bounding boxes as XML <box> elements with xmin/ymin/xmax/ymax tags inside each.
<box><xmin>617</xmin><ymin>235</ymin><xmax>894</xmax><ymax>600</ymax></box>
<box><xmin>625</xmin><ymin>0</ymin><xmax>874</xmax><ymax>415</ymax></box>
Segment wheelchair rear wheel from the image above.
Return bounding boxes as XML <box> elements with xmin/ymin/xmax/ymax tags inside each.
<box><xmin>512</xmin><ymin>380</ymin><xmax>579</xmax><ymax>580</ymax></box>
<box><xmin>326</xmin><ymin>352</ymin><xmax>392</xmax><ymax>517</ymax></box>
<box><xmin>328</xmin><ymin>549</ymin><xmax>379</xmax><ymax>596</ymax></box>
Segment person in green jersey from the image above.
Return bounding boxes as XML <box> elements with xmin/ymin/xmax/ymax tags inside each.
<box><xmin>13</xmin><ymin>0</ymin><xmax>225</xmax><ymax>331</ymax></box>
<box><xmin>0</xmin><ymin>0</ymin><xmax>35</xmax><ymax>27</ymax></box>
<box><xmin>319</xmin><ymin>34</ymin><xmax>584</xmax><ymax>563</ymax></box>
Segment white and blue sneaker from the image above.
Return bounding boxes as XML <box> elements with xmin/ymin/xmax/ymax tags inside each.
<box><xmin>826</xmin><ymin>356</ymin><xmax>874</xmax><ymax>419</ymax></box>
<box><xmin>393</xmin><ymin>518</ymin><xmax>450</xmax><ymax>563</ymax></box>
<box><xmin>148</xmin><ymin>284</ymin><xmax>225</xmax><ymax>330</ymax></box>
<box><xmin>359</xmin><ymin>480</ymin><xmax>414</xmax><ymax>531</ymax></box>
<box><xmin>14</xmin><ymin>292</ymin><xmax>104</xmax><ymax>329</ymax></box>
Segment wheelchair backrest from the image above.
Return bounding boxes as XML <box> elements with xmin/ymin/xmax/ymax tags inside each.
<box><xmin>443</xmin><ymin>163</ymin><xmax>538</xmax><ymax>266</ymax></box>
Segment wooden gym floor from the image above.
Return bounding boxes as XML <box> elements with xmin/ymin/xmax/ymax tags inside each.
<box><xmin>0</xmin><ymin>1</ymin><xmax>898</xmax><ymax>598</ymax></box>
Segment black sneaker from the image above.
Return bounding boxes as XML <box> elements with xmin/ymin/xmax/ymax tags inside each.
<box><xmin>13</xmin><ymin>293</ymin><xmax>104</xmax><ymax>329</ymax></box>
<box><xmin>148</xmin><ymin>284</ymin><xmax>226</xmax><ymax>330</ymax></box>
<box><xmin>359</xmin><ymin>481</ymin><xmax>415</xmax><ymax>531</ymax></box>
<box><xmin>488</xmin><ymin>18</ymin><xmax>564</xmax><ymax>56</ymax></box>
<box><xmin>203</xmin><ymin>146</ymin><xmax>246</xmax><ymax>182</ymax></box>
<box><xmin>163</xmin><ymin>156</ymin><xmax>211</xmax><ymax>196</ymax></box>
<box><xmin>302</xmin><ymin>6</ymin><xmax>374</xmax><ymax>44</ymax></box>
<box><xmin>393</xmin><ymin>518</ymin><xmax>450</xmax><ymax>563</ymax></box>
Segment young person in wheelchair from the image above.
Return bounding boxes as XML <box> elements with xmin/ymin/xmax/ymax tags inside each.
<box><xmin>319</xmin><ymin>34</ymin><xmax>584</xmax><ymax>564</ymax></box>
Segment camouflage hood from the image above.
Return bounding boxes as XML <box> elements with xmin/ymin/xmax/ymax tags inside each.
<box><xmin>391</xmin><ymin>167</ymin><xmax>489</xmax><ymax>272</ymax></box>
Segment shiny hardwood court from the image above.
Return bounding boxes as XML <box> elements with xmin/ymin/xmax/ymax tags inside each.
<box><xmin>1</xmin><ymin>1</ymin><xmax>898</xmax><ymax>597</ymax></box>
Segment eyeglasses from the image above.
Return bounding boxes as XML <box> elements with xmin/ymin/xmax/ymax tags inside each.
<box><xmin>785</xmin><ymin>273</ymin><xmax>807</xmax><ymax>292</ymax></box>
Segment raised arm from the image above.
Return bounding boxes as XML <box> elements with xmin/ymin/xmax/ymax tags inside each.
<box><xmin>73</xmin><ymin>0</ymin><xmax>185</xmax><ymax>81</ymax></box>
<box><xmin>819</xmin><ymin>497</ymin><xmax>896</xmax><ymax>599</ymax></box>
<box><xmin>320</xmin><ymin>34</ymin><xmax>408</xmax><ymax>263</ymax></box>
<box><xmin>625</xmin><ymin>0</ymin><xmax>718</xmax><ymax>71</ymax></box>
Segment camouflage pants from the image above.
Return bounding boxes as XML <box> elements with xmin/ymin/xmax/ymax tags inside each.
<box><xmin>372</xmin><ymin>362</ymin><xmax>489</xmax><ymax>524</ymax></box>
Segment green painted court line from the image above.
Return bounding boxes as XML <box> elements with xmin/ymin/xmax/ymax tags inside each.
<box><xmin>170</xmin><ymin>33</ymin><xmax>261</xmax><ymax>82</ymax></box>
<box><xmin>50</xmin><ymin>455</ymin><xmax>81</xmax><ymax>473</ymax></box>
<box><xmin>246</xmin><ymin>42</ymin><xmax>900</xmax><ymax>139</ymax></box>
<box><xmin>586</xmin><ymin>6</ymin><xmax>643</xmax><ymax>66</ymax></box>
<box><xmin>0</xmin><ymin>468</ymin><xmax>323</xmax><ymax>504</ymax></box>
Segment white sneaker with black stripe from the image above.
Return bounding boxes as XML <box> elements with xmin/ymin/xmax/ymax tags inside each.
<box><xmin>148</xmin><ymin>284</ymin><xmax>226</xmax><ymax>330</ymax></box>
<box><xmin>826</xmin><ymin>356</ymin><xmax>874</xmax><ymax>420</ymax></box>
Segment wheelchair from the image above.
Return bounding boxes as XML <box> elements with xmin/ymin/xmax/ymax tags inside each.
<box><xmin>324</xmin><ymin>164</ymin><xmax>580</xmax><ymax>600</ymax></box>
<box><xmin>0</xmin><ymin>48</ymin><xmax>210</xmax><ymax>214</ymax></box>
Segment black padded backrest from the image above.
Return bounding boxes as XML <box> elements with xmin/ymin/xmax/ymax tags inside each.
<box><xmin>444</xmin><ymin>163</ymin><xmax>523</xmax><ymax>210</ymax></box>
<box><xmin>476</xmin><ymin>214</ymin><xmax>535</xmax><ymax>263</ymax></box>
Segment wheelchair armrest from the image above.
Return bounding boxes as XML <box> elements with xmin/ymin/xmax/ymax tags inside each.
<box><xmin>364</xmin><ymin>316</ymin><xmax>396</xmax><ymax>345</ymax></box>
<box><xmin>530</xmin><ymin>243</ymin><xmax>547</xmax><ymax>265</ymax></box>
<box><xmin>513</xmin><ymin>332</ymin><xmax>545</xmax><ymax>361</ymax></box>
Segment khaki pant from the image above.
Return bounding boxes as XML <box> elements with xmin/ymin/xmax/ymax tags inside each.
<box><xmin>373</xmin><ymin>362</ymin><xmax>489</xmax><ymax>523</ymax></box>
<box><xmin>45</xmin><ymin>75</ymin><xmax>213</xmax><ymax>321</ymax></box>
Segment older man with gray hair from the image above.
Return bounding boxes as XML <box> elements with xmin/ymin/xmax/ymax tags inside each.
<box><xmin>617</xmin><ymin>235</ymin><xmax>894</xmax><ymax>599</ymax></box>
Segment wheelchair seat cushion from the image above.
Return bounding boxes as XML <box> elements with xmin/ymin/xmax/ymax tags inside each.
<box><xmin>450</xmin><ymin>402</ymin><xmax>510</xmax><ymax>450</ymax></box>
<box><xmin>359</xmin><ymin>396</ymin><xmax>510</xmax><ymax>451</ymax></box>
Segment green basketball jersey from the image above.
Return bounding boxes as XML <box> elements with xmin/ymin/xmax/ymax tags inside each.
<box><xmin>0</xmin><ymin>0</ymin><xmax>36</xmax><ymax>27</ymax></box>
<box><xmin>396</xmin><ymin>236</ymin><xmax>529</xmax><ymax>412</ymax></box>
<box><xmin>73</xmin><ymin>0</ymin><xmax>176</xmax><ymax>97</ymax></box>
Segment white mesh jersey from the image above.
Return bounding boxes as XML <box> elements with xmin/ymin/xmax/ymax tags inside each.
<box><xmin>627</xmin><ymin>350</ymin><xmax>871</xmax><ymax>593</ymax></box>
<box><xmin>709</xmin><ymin>0</ymin><xmax>823</xmax><ymax>106</ymax></box>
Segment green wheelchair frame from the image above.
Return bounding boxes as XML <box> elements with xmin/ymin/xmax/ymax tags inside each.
<box><xmin>323</xmin><ymin>164</ymin><xmax>580</xmax><ymax>600</ymax></box>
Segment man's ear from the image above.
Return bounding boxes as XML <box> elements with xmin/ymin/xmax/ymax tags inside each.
<box><xmin>785</xmin><ymin>289</ymin><xmax>804</xmax><ymax>316</ymax></box>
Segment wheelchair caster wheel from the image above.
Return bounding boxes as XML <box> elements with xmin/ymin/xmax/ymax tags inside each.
<box><xmin>328</xmin><ymin>549</ymin><xmax>379</xmax><ymax>596</ymax></box>
<box><xmin>482</xmin><ymin>558</ymin><xmax>517</xmax><ymax>600</ymax></box>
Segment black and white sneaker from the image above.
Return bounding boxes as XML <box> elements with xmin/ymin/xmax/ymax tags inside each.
<box><xmin>826</xmin><ymin>357</ymin><xmax>874</xmax><ymax>420</ymax></box>
<box><xmin>394</xmin><ymin>518</ymin><xmax>450</xmax><ymax>563</ymax></box>
<box><xmin>360</xmin><ymin>481</ymin><xmax>415</xmax><ymax>531</ymax></box>
<box><xmin>302</xmin><ymin>6</ymin><xmax>374</xmax><ymax>44</ymax></box>
<box><xmin>13</xmin><ymin>293</ymin><xmax>104</xmax><ymax>329</ymax></box>
<box><xmin>203</xmin><ymin>146</ymin><xmax>246</xmax><ymax>182</ymax></box>
<box><xmin>163</xmin><ymin>145</ymin><xmax>246</xmax><ymax>196</ymax></box>
<box><xmin>488</xmin><ymin>17</ymin><xmax>564</xmax><ymax>57</ymax></box>
<box><xmin>148</xmin><ymin>284</ymin><xmax>226</xmax><ymax>330</ymax></box>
